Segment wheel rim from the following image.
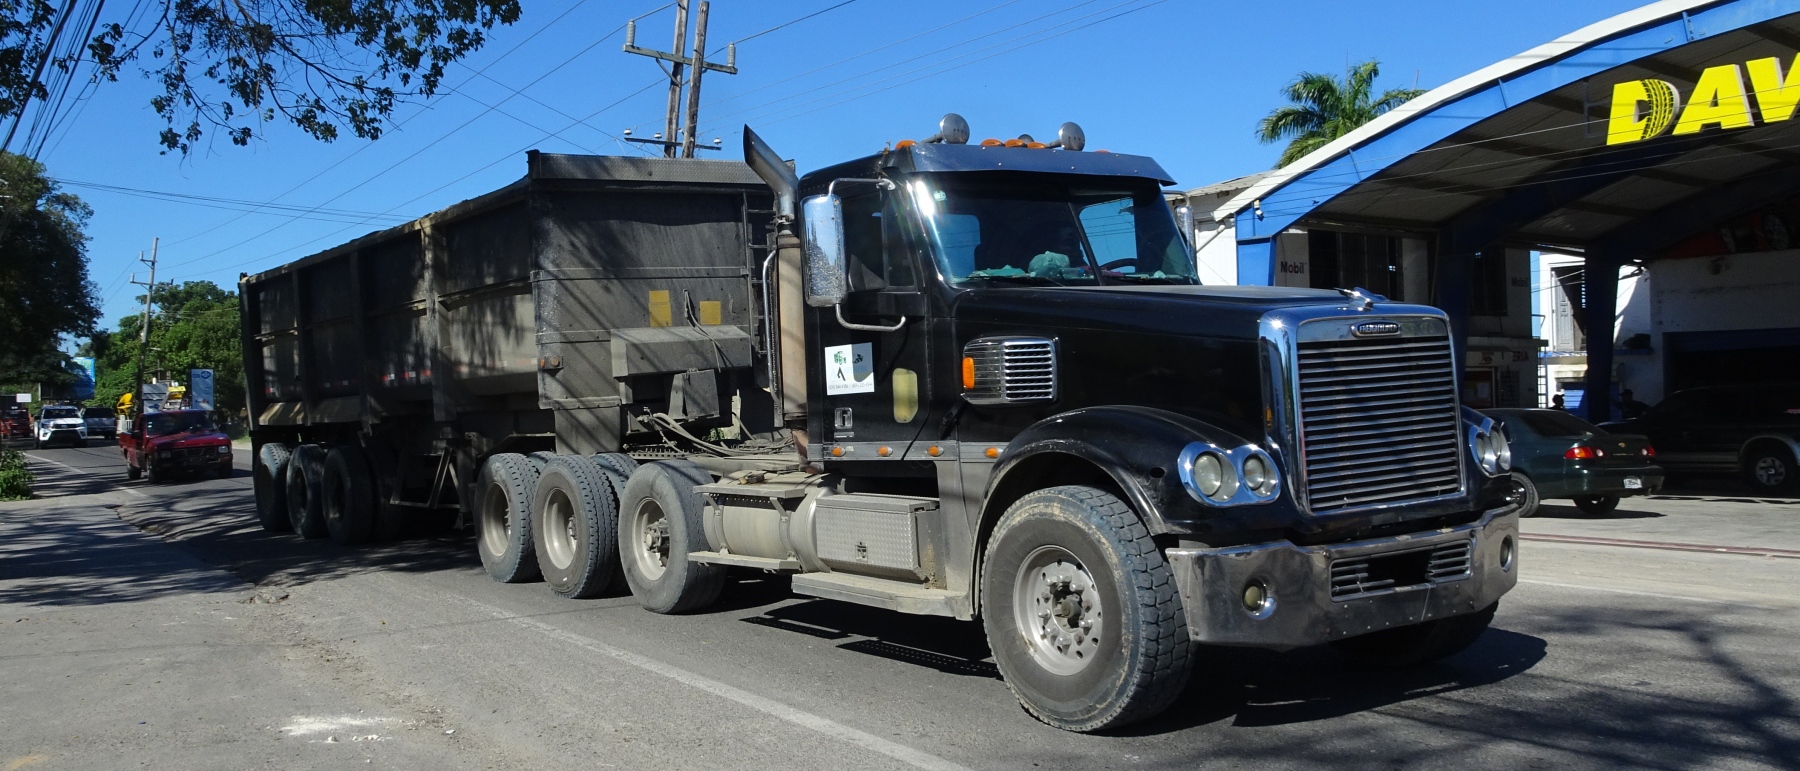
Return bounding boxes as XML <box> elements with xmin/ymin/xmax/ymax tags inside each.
<box><xmin>542</xmin><ymin>488</ymin><xmax>577</xmax><ymax>570</ymax></box>
<box><xmin>630</xmin><ymin>498</ymin><xmax>671</xmax><ymax>581</ymax></box>
<box><xmin>1754</xmin><ymin>456</ymin><xmax>1787</xmax><ymax>487</ymax></box>
<box><xmin>480</xmin><ymin>482</ymin><xmax>512</xmax><ymax>557</ymax></box>
<box><xmin>1506</xmin><ymin>477</ymin><xmax>1527</xmax><ymax>506</ymax></box>
<box><xmin>1012</xmin><ymin>545</ymin><xmax>1104</xmax><ymax>676</ymax></box>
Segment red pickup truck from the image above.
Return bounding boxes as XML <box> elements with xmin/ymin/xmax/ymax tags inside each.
<box><xmin>120</xmin><ymin>410</ymin><xmax>232</xmax><ymax>483</ymax></box>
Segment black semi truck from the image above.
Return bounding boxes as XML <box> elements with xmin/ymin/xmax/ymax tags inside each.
<box><xmin>242</xmin><ymin>116</ymin><xmax>1519</xmax><ymax>731</ymax></box>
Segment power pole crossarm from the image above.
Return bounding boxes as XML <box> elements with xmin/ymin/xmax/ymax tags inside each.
<box><xmin>622</xmin><ymin>0</ymin><xmax>737</xmax><ymax>158</ymax></box>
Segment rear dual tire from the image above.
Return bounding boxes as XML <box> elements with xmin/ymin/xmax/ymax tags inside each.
<box><xmin>478</xmin><ymin>453</ymin><xmax>542</xmax><ymax>583</ymax></box>
<box><xmin>255</xmin><ymin>443</ymin><xmax>294</xmax><ymax>532</ymax></box>
<box><xmin>618</xmin><ymin>460</ymin><xmax>723</xmax><ymax>614</ymax></box>
<box><xmin>286</xmin><ymin>444</ymin><xmax>330</xmax><ymax>538</ymax></box>
<box><xmin>532</xmin><ymin>456</ymin><xmax>623</xmax><ymax>599</ymax></box>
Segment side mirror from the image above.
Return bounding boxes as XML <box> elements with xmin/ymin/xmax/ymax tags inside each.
<box><xmin>801</xmin><ymin>194</ymin><xmax>848</xmax><ymax>307</ymax></box>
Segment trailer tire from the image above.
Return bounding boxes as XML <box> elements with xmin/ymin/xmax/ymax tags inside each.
<box><xmin>1333</xmin><ymin>601</ymin><xmax>1498</xmax><ymax>667</ymax></box>
<box><xmin>532</xmin><ymin>456</ymin><xmax>622</xmax><ymax>599</ymax></box>
<box><xmin>254</xmin><ymin>443</ymin><xmax>293</xmax><ymax>532</ymax></box>
<box><xmin>591</xmin><ymin>453</ymin><xmax>639</xmax><ymax>478</ymax></box>
<box><xmin>477</xmin><ymin>453</ymin><xmax>542</xmax><ymax>583</ymax></box>
<box><xmin>980</xmin><ymin>485</ymin><xmax>1194</xmax><ymax>733</ymax></box>
<box><xmin>323</xmin><ymin>445</ymin><xmax>378</xmax><ymax>545</ymax></box>
<box><xmin>286</xmin><ymin>444</ymin><xmax>330</xmax><ymax>538</ymax></box>
<box><xmin>618</xmin><ymin>460</ymin><xmax>723</xmax><ymax>614</ymax></box>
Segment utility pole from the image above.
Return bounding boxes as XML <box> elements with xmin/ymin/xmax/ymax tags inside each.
<box><xmin>623</xmin><ymin>0</ymin><xmax>737</xmax><ymax>158</ymax></box>
<box><xmin>129</xmin><ymin>239</ymin><xmax>157</xmax><ymax>436</ymax></box>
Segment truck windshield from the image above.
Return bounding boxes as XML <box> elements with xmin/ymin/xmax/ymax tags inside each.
<box><xmin>908</xmin><ymin>175</ymin><xmax>1197</xmax><ymax>287</ymax></box>
<box><xmin>41</xmin><ymin>407</ymin><xmax>79</xmax><ymax>419</ymax></box>
<box><xmin>145</xmin><ymin>413</ymin><xmax>217</xmax><ymax>436</ymax></box>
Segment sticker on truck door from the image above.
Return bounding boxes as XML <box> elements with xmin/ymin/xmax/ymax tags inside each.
<box><xmin>825</xmin><ymin>343</ymin><xmax>875</xmax><ymax>395</ymax></box>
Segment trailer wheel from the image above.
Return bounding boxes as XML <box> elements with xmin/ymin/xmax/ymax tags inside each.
<box><xmin>618</xmin><ymin>460</ymin><xmax>723</xmax><ymax>614</ymax></box>
<box><xmin>254</xmin><ymin>443</ymin><xmax>293</xmax><ymax>532</ymax></box>
<box><xmin>980</xmin><ymin>485</ymin><xmax>1194</xmax><ymax>732</ymax></box>
<box><xmin>323</xmin><ymin>445</ymin><xmax>378</xmax><ymax>545</ymax></box>
<box><xmin>532</xmin><ymin>456</ymin><xmax>622</xmax><ymax>599</ymax></box>
<box><xmin>1333</xmin><ymin>602</ymin><xmax>1498</xmax><ymax>667</ymax></box>
<box><xmin>477</xmin><ymin>453</ymin><xmax>542</xmax><ymax>583</ymax></box>
<box><xmin>591</xmin><ymin>453</ymin><xmax>639</xmax><ymax>478</ymax></box>
<box><xmin>286</xmin><ymin>444</ymin><xmax>330</xmax><ymax>539</ymax></box>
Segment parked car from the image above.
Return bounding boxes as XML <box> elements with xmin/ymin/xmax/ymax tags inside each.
<box><xmin>1487</xmin><ymin>408</ymin><xmax>1663</xmax><ymax>515</ymax></box>
<box><xmin>0</xmin><ymin>405</ymin><xmax>29</xmax><ymax>442</ymax></box>
<box><xmin>33</xmin><ymin>405</ymin><xmax>88</xmax><ymax>448</ymax></box>
<box><xmin>81</xmin><ymin>406</ymin><xmax>117</xmax><ymax>439</ymax></box>
<box><xmin>1602</xmin><ymin>383</ymin><xmax>1800</xmax><ymax>494</ymax></box>
<box><xmin>119</xmin><ymin>410</ymin><xmax>232</xmax><ymax>483</ymax></box>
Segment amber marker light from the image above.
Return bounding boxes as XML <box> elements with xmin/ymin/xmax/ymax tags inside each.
<box><xmin>985</xmin><ymin>447</ymin><xmax>1000</xmax><ymax>459</ymax></box>
<box><xmin>830</xmin><ymin>446</ymin><xmax>845</xmax><ymax>457</ymax></box>
<box><xmin>962</xmin><ymin>356</ymin><xmax>976</xmax><ymax>390</ymax></box>
<box><xmin>980</xmin><ymin>138</ymin><xmax>1003</xmax><ymax>147</ymax></box>
<box><xmin>896</xmin><ymin>139</ymin><xmax>917</xmax><ymax>148</ymax></box>
<box><xmin>927</xmin><ymin>446</ymin><xmax>942</xmax><ymax>457</ymax></box>
<box><xmin>878</xmin><ymin>446</ymin><xmax>892</xmax><ymax>457</ymax></box>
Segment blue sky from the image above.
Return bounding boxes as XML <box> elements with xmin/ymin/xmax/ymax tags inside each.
<box><xmin>39</xmin><ymin>0</ymin><xmax>1650</xmax><ymax>330</ymax></box>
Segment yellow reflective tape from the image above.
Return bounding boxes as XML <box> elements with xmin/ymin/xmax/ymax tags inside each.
<box><xmin>648</xmin><ymin>290</ymin><xmax>672</xmax><ymax>328</ymax></box>
<box><xmin>698</xmin><ymin>300</ymin><xmax>722</xmax><ymax>326</ymax></box>
<box><xmin>1674</xmin><ymin>63</ymin><xmax>1756</xmax><ymax>135</ymax></box>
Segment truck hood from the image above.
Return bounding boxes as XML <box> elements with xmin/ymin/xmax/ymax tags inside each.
<box><xmin>950</xmin><ymin>284</ymin><xmax>1354</xmax><ymax>339</ymax></box>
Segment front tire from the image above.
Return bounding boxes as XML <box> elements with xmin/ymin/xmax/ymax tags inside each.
<box><xmin>1745</xmin><ymin>444</ymin><xmax>1797</xmax><ymax>494</ymax></box>
<box><xmin>618</xmin><ymin>460</ymin><xmax>722</xmax><ymax>614</ymax></box>
<box><xmin>254</xmin><ymin>443</ymin><xmax>293</xmax><ymax>532</ymax></box>
<box><xmin>532</xmin><ymin>456</ymin><xmax>622</xmax><ymax>599</ymax></box>
<box><xmin>1333</xmin><ymin>602</ymin><xmax>1498</xmax><ymax>667</ymax></box>
<box><xmin>1507</xmin><ymin>472</ymin><xmax>1540</xmax><ymax>517</ymax></box>
<box><xmin>477</xmin><ymin>453</ymin><xmax>542</xmax><ymax>583</ymax></box>
<box><xmin>1573</xmin><ymin>494</ymin><xmax>1619</xmax><ymax>515</ymax></box>
<box><xmin>980</xmin><ymin>486</ymin><xmax>1194</xmax><ymax>732</ymax></box>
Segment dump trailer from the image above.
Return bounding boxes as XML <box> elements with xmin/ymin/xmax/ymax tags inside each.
<box><xmin>243</xmin><ymin>117</ymin><xmax>1521</xmax><ymax>732</ymax></box>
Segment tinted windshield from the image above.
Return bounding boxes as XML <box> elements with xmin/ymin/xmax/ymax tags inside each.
<box><xmin>909</xmin><ymin>175</ymin><xmax>1197</xmax><ymax>287</ymax></box>
<box><xmin>1513</xmin><ymin>410</ymin><xmax>1600</xmax><ymax>438</ymax></box>
<box><xmin>41</xmin><ymin>407</ymin><xmax>79</xmax><ymax>419</ymax></box>
<box><xmin>144</xmin><ymin>412</ymin><xmax>217</xmax><ymax>436</ymax></box>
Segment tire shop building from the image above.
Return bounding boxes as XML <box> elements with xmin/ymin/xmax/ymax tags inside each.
<box><xmin>1175</xmin><ymin>0</ymin><xmax>1800</xmax><ymax>422</ymax></box>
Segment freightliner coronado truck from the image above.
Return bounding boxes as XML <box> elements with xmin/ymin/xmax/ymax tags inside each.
<box><xmin>242</xmin><ymin>115</ymin><xmax>1519</xmax><ymax>731</ymax></box>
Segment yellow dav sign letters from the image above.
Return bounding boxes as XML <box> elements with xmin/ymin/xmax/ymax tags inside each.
<box><xmin>1607</xmin><ymin>54</ymin><xmax>1800</xmax><ymax>145</ymax></box>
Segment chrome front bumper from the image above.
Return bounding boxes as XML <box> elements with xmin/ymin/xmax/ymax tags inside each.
<box><xmin>1166</xmin><ymin>508</ymin><xmax>1520</xmax><ymax>649</ymax></box>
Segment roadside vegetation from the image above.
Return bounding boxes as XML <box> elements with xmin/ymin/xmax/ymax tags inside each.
<box><xmin>0</xmin><ymin>446</ymin><xmax>32</xmax><ymax>500</ymax></box>
<box><xmin>87</xmin><ymin>280</ymin><xmax>244</xmax><ymax>416</ymax></box>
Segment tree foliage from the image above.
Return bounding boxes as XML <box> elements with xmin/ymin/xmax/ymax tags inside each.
<box><xmin>0</xmin><ymin>150</ymin><xmax>97</xmax><ymax>383</ymax></box>
<box><xmin>90</xmin><ymin>279</ymin><xmax>242</xmax><ymax>415</ymax></box>
<box><xmin>2</xmin><ymin>0</ymin><xmax>521</xmax><ymax>154</ymax></box>
<box><xmin>1256</xmin><ymin>60</ymin><xmax>1425</xmax><ymax>168</ymax></box>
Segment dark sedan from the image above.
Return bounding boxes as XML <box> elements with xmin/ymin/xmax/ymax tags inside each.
<box><xmin>1487</xmin><ymin>408</ymin><xmax>1663</xmax><ymax>515</ymax></box>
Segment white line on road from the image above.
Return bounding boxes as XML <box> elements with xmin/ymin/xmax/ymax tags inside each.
<box><xmin>22</xmin><ymin>451</ymin><xmax>148</xmax><ymax>498</ymax></box>
<box><xmin>385</xmin><ymin>579</ymin><xmax>973</xmax><ymax>771</ymax></box>
<box><xmin>1517</xmin><ymin>578</ymin><xmax>1780</xmax><ymax>610</ymax></box>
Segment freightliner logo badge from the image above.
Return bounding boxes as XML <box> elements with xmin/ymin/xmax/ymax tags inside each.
<box><xmin>1351</xmin><ymin>321</ymin><xmax>1401</xmax><ymax>337</ymax></box>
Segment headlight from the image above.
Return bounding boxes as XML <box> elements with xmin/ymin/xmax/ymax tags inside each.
<box><xmin>1193</xmin><ymin>452</ymin><xmax>1224</xmax><ymax>497</ymax></box>
<box><xmin>1179</xmin><ymin>443</ymin><xmax>1277</xmax><ymax>505</ymax></box>
<box><xmin>1492</xmin><ymin>429</ymin><xmax>1512</xmax><ymax>472</ymax></box>
<box><xmin>1467</xmin><ymin>417</ymin><xmax>1509</xmax><ymax>476</ymax></box>
<box><xmin>217</xmin><ymin>446</ymin><xmax>230</xmax><ymax>454</ymax></box>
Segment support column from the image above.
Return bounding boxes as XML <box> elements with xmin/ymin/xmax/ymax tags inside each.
<box><xmin>1235</xmin><ymin>238</ymin><xmax>1275</xmax><ymax>286</ymax></box>
<box><xmin>1581</xmin><ymin>251</ymin><xmax>1619</xmax><ymax>424</ymax></box>
<box><xmin>1433</xmin><ymin>231</ymin><xmax>1476</xmax><ymax>364</ymax></box>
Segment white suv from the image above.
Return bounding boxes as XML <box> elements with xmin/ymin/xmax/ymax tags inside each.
<box><xmin>35</xmin><ymin>405</ymin><xmax>88</xmax><ymax>448</ymax></box>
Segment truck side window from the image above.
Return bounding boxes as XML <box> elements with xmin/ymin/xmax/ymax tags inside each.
<box><xmin>840</xmin><ymin>191</ymin><xmax>917</xmax><ymax>291</ymax></box>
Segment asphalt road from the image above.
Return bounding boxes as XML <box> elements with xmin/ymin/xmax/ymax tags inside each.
<box><xmin>4</xmin><ymin>444</ymin><xmax>1798</xmax><ymax>769</ymax></box>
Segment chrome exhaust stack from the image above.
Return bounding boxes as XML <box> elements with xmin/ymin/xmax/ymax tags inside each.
<box><xmin>743</xmin><ymin>126</ymin><xmax>810</xmax><ymax>445</ymax></box>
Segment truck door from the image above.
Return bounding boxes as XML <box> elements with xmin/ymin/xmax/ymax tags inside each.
<box><xmin>812</xmin><ymin>186</ymin><xmax>934</xmax><ymax>458</ymax></box>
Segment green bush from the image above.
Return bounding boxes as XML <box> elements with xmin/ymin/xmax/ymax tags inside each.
<box><xmin>0</xmin><ymin>447</ymin><xmax>32</xmax><ymax>501</ymax></box>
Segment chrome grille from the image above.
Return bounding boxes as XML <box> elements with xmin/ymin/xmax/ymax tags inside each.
<box><xmin>1329</xmin><ymin>540</ymin><xmax>1473</xmax><ymax>601</ymax></box>
<box><xmin>963</xmin><ymin>337</ymin><xmax>1056</xmax><ymax>404</ymax></box>
<box><xmin>1297</xmin><ymin>332</ymin><xmax>1462</xmax><ymax>512</ymax></box>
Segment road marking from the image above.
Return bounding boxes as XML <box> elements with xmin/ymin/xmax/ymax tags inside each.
<box><xmin>1517</xmin><ymin>578</ymin><xmax>1779</xmax><ymax>610</ymax></box>
<box><xmin>398</xmin><ymin>582</ymin><xmax>971</xmax><ymax>771</ymax></box>
<box><xmin>20</xmin><ymin>452</ymin><xmax>147</xmax><ymax>499</ymax></box>
<box><xmin>1521</xmin><ymin>533</ymin><xmax>1800</xmax><ymax>559</ymax></box>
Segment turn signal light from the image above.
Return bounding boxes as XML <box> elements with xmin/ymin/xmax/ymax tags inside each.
<box><xmin>895</xmin><ymin>139</ymin><xmax>917</xmax><ymax>149</ymax></box>
<box><xmin>962</xmin><ymin>356</ymin><xmax>976</xmax><ymax>390</ymax></box>
<box><xmin>1565</xmin><ymin>446</ymin><xmax>1606</xmax><ymax>459</ymax></box>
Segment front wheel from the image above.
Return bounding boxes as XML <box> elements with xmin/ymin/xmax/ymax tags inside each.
<box><xmin>1333</xmin><ymin>602</ymin><xmax>1498</xmax><ymax>667</ymax></box>
<box><xmin>980</xmin><ymin>486</ymin><xmax>1194</xmax><ymax>732</ymax></box>
<box><xmin>1573</xmin><ymin>494</ymin><xmax>1619</xmax><ymax>515</ymax></box>
<box><xmin>1745</xmin><ymin>445</ymin><xmax>1796</xmax><ymax>494</ymax></box>
<box><xmin>1507</xmin><ymin>472</ymin><xmax>1540</xmax><ymax>517</ymax></box>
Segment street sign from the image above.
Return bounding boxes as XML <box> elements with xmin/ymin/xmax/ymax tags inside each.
<box><xmin>189</xmin><ymin>369</ymin><xmax>215</xmax><ymax>411</ymax></box>
<box><xmin>13</xmin><ymin>393</ymin><xmax>28</xmax><ymax>404</ymax></box>
<box><xmin>140</xmin><ymin>383</ymin><xmax>168</xmax><ymax>414</ymax></box>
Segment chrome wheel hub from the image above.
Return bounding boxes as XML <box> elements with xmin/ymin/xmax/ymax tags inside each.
<box><xmin>542</xmin><ymin>490</ymin><xmax>577</xmax><ymax>570</ymax></box>
<box><xmin>632</xmin><ymin>500</ymin><xmax>671</xmax><ymax>580</ymax></box>
<box><xmin>1013</xmin><ymin>546</ymin><xmax>1103</xmax><ymax>676</ymax></box>
<box><xmin>1755</xmin><ymin>456</ymin><xmax>1787</xmax><ymax>487</ymax></box>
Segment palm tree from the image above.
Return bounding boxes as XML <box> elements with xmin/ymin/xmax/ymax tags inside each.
<box><xmin>1256</xmin><ymin>60</ymin><xmax>1425</xmax><ymax>168</ymax></box>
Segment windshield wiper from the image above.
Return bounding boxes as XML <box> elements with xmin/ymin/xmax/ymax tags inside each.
<box><xmin>964</xmin><ymin>273</ymin><xmax>1067</xmax><ymax>286</ymax></box>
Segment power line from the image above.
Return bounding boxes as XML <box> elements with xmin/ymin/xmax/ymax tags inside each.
<box><xmin>53</xmin><ymin>178</ymin><xmax>415</xmax><ymax>224</ymax></box>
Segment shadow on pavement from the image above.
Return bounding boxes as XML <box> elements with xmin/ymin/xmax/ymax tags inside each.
<box><xmin>0</xmin><ymin>504</ymin><xmax>246</xmax><ymax>606</ymax></box>
<box><xmin>745</xmin><ymin>598</ymin><xmax>1002</xmax><ymax>679</ymax></box>
<box><xmin>1531</xmin><ymin>502</ymin><xmax>1664</xmax><ymax>520</ymax></box>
